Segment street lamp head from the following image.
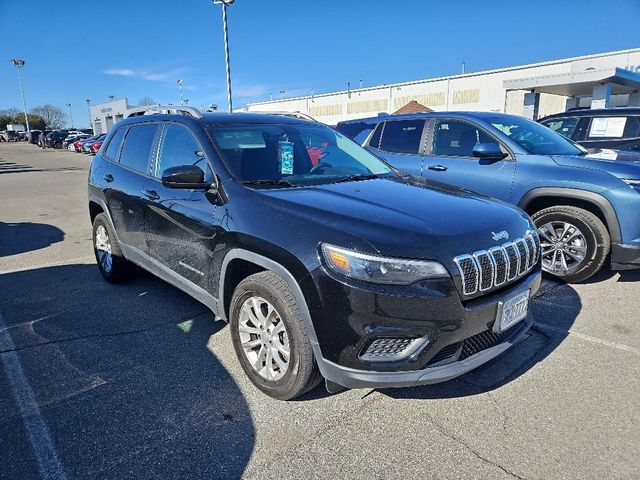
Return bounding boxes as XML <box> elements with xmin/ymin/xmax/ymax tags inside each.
<box><xmin>177</xmin><ymin>79</ymin><xmax>183</xmax><ymax>85</ymax></box>
<box><xmin>213</xmin><ymin>0</ymin><xmax>235</xmax><ymax>5</ymax></box>
<box><xmin>11</xmin><ymin>59</ymin><xmax>25</xmax><ymax>67</ymax></box>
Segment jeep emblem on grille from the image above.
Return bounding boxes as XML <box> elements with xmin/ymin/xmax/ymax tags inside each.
<box><xmin>491</xmin><ymin>230</ymin><xmax>509</xmax><ymax>241</ymax></box>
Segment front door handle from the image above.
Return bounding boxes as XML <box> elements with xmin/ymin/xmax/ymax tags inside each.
<box><xmin>142</xmin><ymin>189</ymin><xmax>160</xmax><ymax>201</ymax></box>
<box><xmin>103</xmin><ymin>173</ymin><xmax>114</xmax><ymax>182</ymax></box>
<box><xmin>428</xmin><ymin>164</ymin><xmax>448</xmax><ymax>172</ymax></box>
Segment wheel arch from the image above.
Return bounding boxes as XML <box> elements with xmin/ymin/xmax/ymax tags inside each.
<box><xmin>218</xmin><ymin>248</ymin><xmax>325</xmax><ymax>368</ymax></box>
<box><xmin>518</xmin><ymin>188</ymin><xmax>621</xmax><ymax>244</ymax></box>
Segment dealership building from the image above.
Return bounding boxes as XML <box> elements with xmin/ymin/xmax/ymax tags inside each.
<box><xmin>245</xmin><ymin>48</ymin><xmax>640</xmax><ymax>124</ymax></box>
<box><xmin>89</xmin><ymin>98</ymin><xmax>131</xmax><ymax>134</ymax></box>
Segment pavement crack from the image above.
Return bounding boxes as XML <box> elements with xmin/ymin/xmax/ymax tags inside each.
<box><xmin>0</xmin><ymin>310</ymin><xmax>211</xmax><ymax>354</ymax></box>
<box><xmin>423</xmin><ymin>411</ymin><xmax>526</xmax><ymax>480</ymax></box>
<box><xmin>486</xmin><ymin>391</ymin><xmax>509</xmax><ymax>433</ymax></box>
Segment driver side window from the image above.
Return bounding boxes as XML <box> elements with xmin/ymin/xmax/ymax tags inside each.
<box><xmin>156</xmin><ymin>124</ymin><xmax>212</xmax><ymax>181</ymax></box>
<box><xmin>431</xmin><ymin>119</ymin><xmax>495</xmax><ymax>157</ymax></box>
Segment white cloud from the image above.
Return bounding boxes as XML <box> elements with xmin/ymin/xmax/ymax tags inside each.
<box><xmin>234</xmin><ymin>85</ymin><xmax>268</xmax><ymax>97</ymax></box>
<box><xmin>103</xmin><ymin>68</ymin><xmax>136</xmax><ymax>77</ymax></box>
<box><xmin>103</xmin><ymin>67</ymin><xmax>188</xmax><ymax>83</ymax></box>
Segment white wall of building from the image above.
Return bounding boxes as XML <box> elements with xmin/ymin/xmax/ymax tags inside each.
<box><xmin>90</xmin><ymin>98</ymin><xmax>130</xmax><ymax>134</ymax></box>
<box><xmin>245</xmin><ymin>49</ymin><xmax>640</xmax><ymax>124</ymax></box>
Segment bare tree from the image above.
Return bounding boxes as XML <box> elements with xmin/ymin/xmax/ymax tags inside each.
<box><xmin>31</xmin><ymin>105</ymin><xmax>66</xmax><ymax>129</ymax></box>
<box><xmin>137</xmin><ymin>96</ymin><xmax>157</xmax><ymax>106</ymax></box>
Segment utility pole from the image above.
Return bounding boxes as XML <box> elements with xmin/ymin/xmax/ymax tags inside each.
<box><xmin>177</xmin><ymin>79</ymin><xmax>184</xmax><ymax>105</ymax></box>
<box><xmin>11</xmin><ymin>59</ymin><xmax>30</xmax><ymax>133</ymax></box>
<box><xmin>213</xmin><ymin>0</ymin><xmax>235</xmax><ymax>112</ymax></box>
<box><xmin>66</xmin><ymin>103</ymin><xmax>74</xmax><ymax>129</ymax></box>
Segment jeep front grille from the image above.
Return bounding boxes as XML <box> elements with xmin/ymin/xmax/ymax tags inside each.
<box><xmin>454</xmin><ymin>231</ymin><xmax>539</xmax><ymax>296</ymax></box>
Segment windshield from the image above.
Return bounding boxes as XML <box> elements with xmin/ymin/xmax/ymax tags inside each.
<box><xmin>485</xmin><ymin>115</ymin><xmax>583</xmax><ymax>156</ymax></box>
<box><xmin>207</xmin><ymin>123</ymin><xmax>394</xmax><ymax>187</ymax></box>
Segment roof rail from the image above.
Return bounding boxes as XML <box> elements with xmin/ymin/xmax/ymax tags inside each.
<box><xmin>253</xmin><ymin>111</ymin><xmax>318</xmax><ymax>122</ymax></box>
<box><xmin>126</xmin><ymin>105</ymin><xmax>204</xmax><ymax>119</ymax></box>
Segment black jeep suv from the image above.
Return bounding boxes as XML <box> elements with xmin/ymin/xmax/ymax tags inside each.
<box><xmin>88</xmin><ymin>107</ymin><xmax>541</xmax><ymax>400</ymax></box>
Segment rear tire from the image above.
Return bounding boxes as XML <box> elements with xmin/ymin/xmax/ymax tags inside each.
<box><xmin>532</xmin><ymin>205</ymin><xmax>610</xmax><ymax>283</ymax></box>
<box><xmin>229</xmin><ymin>271</ymin><xmax>322</xmax><ymax>400</ymax></box>
<box><xmin>92</xmin><ymin>213</ymin><xmax>135</xmax><ymax>283</ymax></box>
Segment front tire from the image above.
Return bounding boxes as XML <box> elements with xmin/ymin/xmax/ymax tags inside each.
<box><xmin>229</xmin><ymin>271</ymin><xmax>322</xmax><ymax>400</ymax></box>
<box><xmin>532</xmin><ymin>205</ymin><xmax>610</xmax><ymax>283</ymax></box>
<box><xmin>92</xmin><ymin>213</ymin><xmax>135</xmax><ymax>283</ymax></box>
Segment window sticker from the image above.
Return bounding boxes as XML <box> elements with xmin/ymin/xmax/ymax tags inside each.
<box><xmin>213</xmin><ymin>129</ymin><xmax>266</xmax><ymax>149</ymax></box>
<box><xmin>278</xmin><ymin>141</ymin><xmax>294</xmax><ymax>175</ymax></box>
<box><xmin>589</xmin><ymin>117</ymin><xmax>627</xmax><ymax>138</ymax></box>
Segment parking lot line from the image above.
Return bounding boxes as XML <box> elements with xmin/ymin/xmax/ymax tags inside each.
<box><xmin>535</xmin><ymin>321</ymin><xmax>640</xmax><ymax>357</ymax></box>
<box><xmin>0</xmin><ymin>312</ymin><xmax>67</xmax><ymax>480</ymax></box>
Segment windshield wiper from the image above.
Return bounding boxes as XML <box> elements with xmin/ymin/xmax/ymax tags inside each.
<box><xmin>332</xmin><ymin>174</ymin><xmax>380</xmax><ymax>184</ymax></box>
<box><xmin>241</xmin><ymin>179</ymin><xmax>296</xmax><ymax>187</ymax></box>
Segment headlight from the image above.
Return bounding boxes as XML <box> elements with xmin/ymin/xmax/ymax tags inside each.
<box><xmin>321</xmin><ymin>244</ymin><xmax>448</xmax><ymax>285</ymax></box>
<box><xmin>623</xmin><ymin>179</ymin><xmax>640</xmax><ymax>192</ymax></box>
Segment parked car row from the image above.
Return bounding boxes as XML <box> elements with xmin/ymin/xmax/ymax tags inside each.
<box><xmin>87</xmin><ymin>105</ymin><xmax>640</xmax><ymax>400</ymax></box>
<box><xmin>21</xmin><ymin>128</ymin><xmax>102</xmax><ymax>153</ymax></box>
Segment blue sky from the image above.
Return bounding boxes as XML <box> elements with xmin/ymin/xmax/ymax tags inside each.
<box><xmin>1</xmin><ymin>0</ymin><xmax>639</xmax><ymax>128</ymax></box>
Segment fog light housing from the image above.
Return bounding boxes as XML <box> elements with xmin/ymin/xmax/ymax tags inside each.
<box><xmin>359</xmin><ymin>336</ymin><xmax>430</xmax><ymax>362</ymax></box>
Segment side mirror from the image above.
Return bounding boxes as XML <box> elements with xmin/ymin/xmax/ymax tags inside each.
<box><xmin>161</xmin><ymin>165</ymin><xmax>209</xmax><ymax>189</ymax></box>
<box><xmin>472</xmin><ymin>143</ymin><xmax>508</xmax><ymax>160</ymax></box>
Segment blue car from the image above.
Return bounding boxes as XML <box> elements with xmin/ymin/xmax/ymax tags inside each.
<box><xmin>337</xmin><ymin>112</ymin><xmax>640</xmax><ymax>282</ymax></box>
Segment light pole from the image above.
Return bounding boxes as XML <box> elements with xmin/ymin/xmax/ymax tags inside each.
<box><xmin>86</xmin><ymin>99</ymin><xmax>92</xmax><ymax>133</ymax></box>
<box><xmin>66</xmin><ymin>103</ymin><xmax>74</xmax><ymax>129</ymax></box>
<box><xmin>279</xmin><ymin>90</ymin><xmax>285</xmax><ymax>100</ymax></box>
<box><xmin>213</xmin><ymin>0</ymin><xmax>234</xmax><ymax>112</ymax></box>
<box><xmin>11</xmin><ymin>59</ymin><xmax>30</xmax><ymax>133</ymax></box>
<box><xmin>177</xmin><ymin>79</ymin><xmax>184</xmax><ymax>105</ymax></box>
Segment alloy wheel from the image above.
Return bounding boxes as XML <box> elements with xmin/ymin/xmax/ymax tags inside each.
<box><xmin>95</xmin><ymin>225</ymin><xmax>113</xmax><ymax>273</ymax></box>
<box><xmin>238</xmin><ymin>296</ymin><xmax>290</xmax><ymax>381</ymax></box>
<box><xmin>537</xmin><ymin>221</ymin><xmax>587</xmax><ymax>274</ymax></box>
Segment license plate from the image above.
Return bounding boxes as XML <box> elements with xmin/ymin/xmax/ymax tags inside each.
<box><xmin>493</xmin><ymin>290</ymin><xmax>530</xmax><ymax>333</ymax></box>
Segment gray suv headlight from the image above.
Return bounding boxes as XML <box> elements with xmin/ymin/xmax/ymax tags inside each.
<box><xmin>321</xmin><ymin>244</ymin><xmax>449</xmax><ymax>285</ymax></box>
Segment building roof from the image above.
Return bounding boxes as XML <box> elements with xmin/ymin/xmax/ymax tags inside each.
<box><xmin>503</xmin><ymin>67</ymin><xmax>640</xmax><ymax>96</ymax></box>
<box><xmin>248</xmin><ymin>48</ymin><xmax>640</xmax><ymax>107</ymax></box>
<box><xmin>393</xmin><ymin>100</ymin><xmax>433</xmax><ymax>114</ymax></box>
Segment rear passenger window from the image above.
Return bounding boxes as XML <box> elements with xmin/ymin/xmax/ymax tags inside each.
<box><xmin>103</xmin><ymin>127</ymin><xmax>126</xmax><ymax>160</ymax></box>
<box><xmin>119</xmin><ymin>124</ymin><xmax>157</xmax><ymax>174</ymax></box>
<box><xmin>379</xmin><ymin>120</ymin><xmax>425</xmax><ymax>154</ymax></box>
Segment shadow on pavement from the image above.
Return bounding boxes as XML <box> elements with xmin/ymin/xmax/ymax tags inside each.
<box><xmin>0</xmin><ymin>221</ymin><xmax>65</xmax><ymax>257</ymax></box>
<box><xmin>576</xmin><ymin>265</ymin><xmax>640</xmax><ymax>284</ymax></box>
<box><xmin>0</xmin><ymin>264</ymin><xmax>255</xmax><ymax>479</ymax></box>
<box><xmin>379</xmin><ymin>279</ymin><xmax>581</xmax><ymax>400</ymax></box>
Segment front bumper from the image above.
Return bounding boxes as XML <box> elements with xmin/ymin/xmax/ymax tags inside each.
<box><xmin>304</xmin><ymin>266</ymin><xmax>541</xmax><ymax>389</ymax></box>
<box><xmin>611</xmin><ymin>243</ymin><xmax>640</xmax><ymax>270</ymax></box>
<box><xmin>320</xmin><ymin>314</ymin><xmax>533</xmax><ymax>389</ymax></box>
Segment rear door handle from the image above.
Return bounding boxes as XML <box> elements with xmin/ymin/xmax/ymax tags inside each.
<box><xmin>428</xmin><ymin>164</ymin><xmax>448</xmax><ymax>172</ymax></box>
<box><xmin>142</xmin><ymin>189</ymin><xmax>160</xmax><ymax>201</ymax></box>
<box><xmin>103</xmin><ymin>173</ymin><xmax>114</xmax><ymax>182</ymax></box>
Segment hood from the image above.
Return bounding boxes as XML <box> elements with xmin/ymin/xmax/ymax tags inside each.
<box><xmin>255</xmin><ymin>176</ymin><xmax>533</xmax><ymax>261</ymax></box>
<box><xmin>552</xmin><ymin>152</ymin><xmax>640</xmax><ymax>180</ymax></box>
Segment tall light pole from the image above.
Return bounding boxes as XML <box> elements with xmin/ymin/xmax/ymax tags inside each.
<box><xmin>11</xmin><ymin>59</ymin><xmax>30</xmax><ymax>133</ymax></box>
<box><xmin>66</xmin><ymin>103</ymin><xmax>74</xmax><ymax>129</ymax></box>
<box><xmin>86</xmin><ymin>99</ymin><xmax>92</xmax><ymax>133</ymax></box>
<box><xmin>213</xmin><ymin>0</ymin><xmax>234</xmax><ymax>112</ymax></box>
<box><xmin>177</xmin><ymin>79</ymin><xmax>184</xmax><ymax>105</ymax></box>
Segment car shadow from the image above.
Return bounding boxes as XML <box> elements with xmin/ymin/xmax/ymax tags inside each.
<box><xmin>377</xmin><ymin>278</ymin><xmax>580</xmax><ymax>400</ymax></box>
<box><xmin>576</xmin><ymin>265</ymin><xmax>640</xmax><ymax>284</ymax></box>
<box><xmin>0</xmin><ymin>264</ymin><xmax>255</xmax><ymax>479</ymax></box>
<box><xmin>0</xmin><ymin>221</ymin><xmax>65</xmax><ymax>257</ymax></box>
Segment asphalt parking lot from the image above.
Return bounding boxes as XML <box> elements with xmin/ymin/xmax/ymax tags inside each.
<box><xmin>1</xmin><ymin>142</ymin><xmax>639</xmax><ymax>480</ymax></box>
